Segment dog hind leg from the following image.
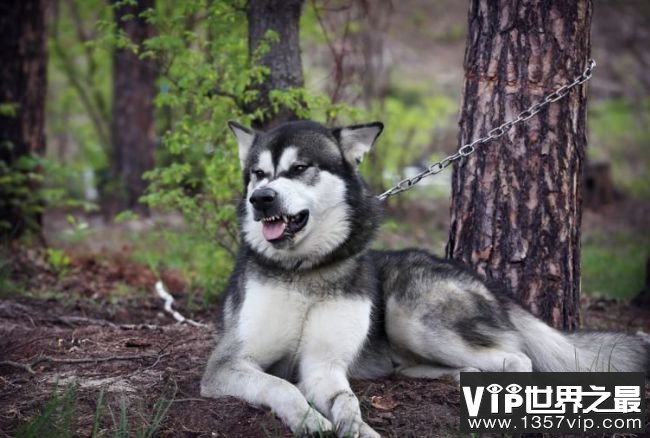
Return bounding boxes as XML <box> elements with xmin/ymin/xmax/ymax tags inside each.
<box><xmin>387</xmin><ymin>298</ymin><xmax>532</xmax><ymax>373</ymax></box>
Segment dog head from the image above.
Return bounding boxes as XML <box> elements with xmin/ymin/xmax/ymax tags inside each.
<box><xmin>229</xmin><ymin>120</ymin><xmax>383</xmax><ymax>269</ymax></box>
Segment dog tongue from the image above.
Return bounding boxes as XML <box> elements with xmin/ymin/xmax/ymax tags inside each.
<box><xmin>262</xmin><ymin>221</ymin><xmax>286</xmax><ymax>241</ymax></box>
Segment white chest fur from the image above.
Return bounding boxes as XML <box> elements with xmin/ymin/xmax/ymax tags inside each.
<box><xmin>237</xmin><ymin>278</ymin><xmax>311</xmax><ymax>366</ymax></box>
<box><xmin>236</xmin><ymin>277</ymin><xmax>373</xmax><ymax>370</ymax></box>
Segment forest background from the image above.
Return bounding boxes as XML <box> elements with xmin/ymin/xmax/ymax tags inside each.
<box><xmin>0</xmin><ymin>0</ymin><xmax>649</xmax><ymax>436</ymax></box>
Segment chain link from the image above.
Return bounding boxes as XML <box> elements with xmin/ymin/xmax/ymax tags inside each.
<box><xmin>376</xmin><ymin>59</ymin><xmax>596</xmax><ymax>201</ymax></box>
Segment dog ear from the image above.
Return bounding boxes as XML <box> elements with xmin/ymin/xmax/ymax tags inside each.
<box><xmin>332</xmin><ymin>122</ymin><xmax>384</xmax><ymax>167</ymax></box>
<box><xmin>228</xmin><ymin>120</ymin><xmax>256</xmax><ymax>169</ymax></box>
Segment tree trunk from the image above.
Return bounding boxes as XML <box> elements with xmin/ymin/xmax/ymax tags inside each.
<box><xmin>446</xmin><ymin>0</ymin><xmax>592</xmax><ymax>330</ymax></box>
<box><xmin>245</xmin><ymin>0</ymin><xmax>305</xmax><ymax>130</ymax></box>
<box><xmin>109</xmin><ymin>0</ymin><xmax>157</xmax><ymax>215</ymax></box>
<box><xmin>0</xmin><ymin>0</ymin><xmax>47</xmax><ymax>238</ymax></box>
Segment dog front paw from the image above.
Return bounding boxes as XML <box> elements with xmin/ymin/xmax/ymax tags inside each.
<box><xmin>358</xmin><ymin>421</ymin><xmax>381</xmax><ymax>438</ymax></box>
<box><xmin>292</xmin><ymin>408</ymin><xmax>334</xmax><ymax>436</ymax></box>
<box><xmin>329</xmin><ymin>392</ymin><xmax>378</xmax><ymax>438</ymax></box>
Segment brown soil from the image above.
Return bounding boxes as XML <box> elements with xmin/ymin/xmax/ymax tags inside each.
<box><xmin>0</xmin><ymin>303</ymin><xmax>463</xmax><ymax>438</ymax></box>
<box><xmin>1</xmin><ymin>242</ymin><xmax>649</xmax><ymax>438</ymax></box>
<box><xmin>0</xmin><ymin>246</ymin><xmax>466</xmax><ymax>437</ymax></box>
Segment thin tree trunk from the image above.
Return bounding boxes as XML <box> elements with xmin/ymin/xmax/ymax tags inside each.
<box><xmin>446</xmin><ymin>0</ymin><xmax>592</xmax><ymax>330</ymax></box>
<box><xmin>245</xmin><ymin>0</ymin><xmax>305</xmax><ymax>130</ymax></box>
<box><xmin>0</xmin><ymin>0</ymin><xmax>47</xmax><ymax>238</ymax></box>
<box><xmin>109</xmin><ymin>0</ymin><xmax>157</xmax><ymax>215</ymax></box>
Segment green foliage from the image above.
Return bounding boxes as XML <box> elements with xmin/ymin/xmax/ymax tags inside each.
<box><xmin>43</xmin><ymin>0</ymin><xmax>457</xmax><ymax>303</ymax></box>
<box><xmin>47</xmin><ymin>248</ymin><xmax>71</xmax><ymax>277</ymax></box>
<box><xmin>139</xmin><ymin>1</ymin><xmax>361</xmax><ymax>301</ymax></box>
<box><xmin>0</xmin><ymin>0</ymin><xmax>109</xmax><ymax>238</ymax></box>
<box><xmin>16</xmin><ymin>383</ymin><xmax>176</xmax><ymax>438</ymax></box>
<box><xmin>0</xmin><ymin>102</ymin><xmax>19</xmax><ymax>117</ymax></box>
<box><xmin>138</xmin><ymin>1</ymin><xmax>251</xmax><ymax>301</ymax></box>
<box><xmin>0</xmin><ymin>153</ymin><xmax>45</xmax><ymax>235</ymax></box>
<box><xmin>588</xmin><ymin>98</ymin><xmax>650</xmax><ymax>198</ymax></box>
<box><xmin>0</xmin><ymin>148</ymin><xmax>97</xmax><ymax>238</ymax></box>
<box><xmin>301</xmin><ymin>3</ymin><xmax>457</xmax><ymax>194</ymax></box>
<box><xmin>131</xmin><ymin>227</ymin><xmax>234</xmax><ymax>305</ymax></box>
<box><xmin>91</xmin><ymin>388</ymin><xmax>105</xmax><ymax>437</ymax></box>
<box><xmin>57</xmin><ymin>214</ymin><xmax>92</xmax><ymax>245</ymax></box>
<box><xmin>108</xmin><ymin>395</ymin><xmax>129</xmax><ymax>438</ymax></box>
<box><xmin>107</xmin><ymin>385</ymin><xmax>176</xmax><ymax>438</ymax></box>
<box><xmin>581</xmin><ymin>231</ymin><xmax>648</xmax><ymax>299</ymax></box>
<box><xmin>140</xmin><ymin>385</ymin><xmax>176</xmax><ymax>438</ymax></box>
<box><xmin>0</xmin><ymin>246</ymin><xmax>17</xmax><ymax>297</ymax></box>
<box><xmin>47</xmin><ymin>0</ymin><xmax>113</xmax><ymax>200</ymax></box>
<box><xmin>16</xmin><ymin>384</ymin><xmax>77</xmax><ymax>438</ymax></box>
<box><xmin>360</xmin><ymin>94</ymin><xmax>456</xmax><ymax>191</ymax></box>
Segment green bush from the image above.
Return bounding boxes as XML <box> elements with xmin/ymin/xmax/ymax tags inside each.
<box><xmin>588</xmin><ymin>98</ymin><xmax>650</xmax><ymax>198</ymax></box>
<box><xmin>0</xmin><ymin>152</ymin><xmax>46</xmax><ymax>237</ymax></box>
<box><xmin>581</xmin><ymin>231</ymin><xmax>648</xmax><ymax>299</ymax></box>
<box><xmin>138</xmin><ymin>1</ymin><xmax>360</xmax><ymax>303</ymax></box>
<box><xmin>361</xmin><ymin>94</ymin><xmax>456</xmax><ymax>193</ymax></box>
<box><xmin>97</xmin><ymin>0</ymin><xmax>454</xmax><ymax>302</ymax></box>
<box><xmin>16</xmin><ymin>384</ymin><xmax>77</xmax><ymax>438</ymax></box>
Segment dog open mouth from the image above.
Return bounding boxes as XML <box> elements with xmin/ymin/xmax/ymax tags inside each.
<box><xmin>260</xmin><ymin>210</ymin><xmax>309</xmax><ymax>242</ymax></box>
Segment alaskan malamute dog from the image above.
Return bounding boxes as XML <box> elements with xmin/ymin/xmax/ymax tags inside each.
<box><xmin>201</xmin><ymin>120</ymin><xmax>649</xmax><ymax>437</ymax></box>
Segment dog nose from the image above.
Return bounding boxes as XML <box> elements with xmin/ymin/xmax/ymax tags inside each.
<box><xmin>250</xmin><ymin>187</ymin><xmax>277</xmax><ymax>210</ymax></box>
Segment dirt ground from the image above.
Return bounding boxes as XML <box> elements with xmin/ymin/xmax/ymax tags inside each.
<box><xmin>0</xmin><ymin>248</ymin><xmax>466</xmax><ymax>437</ymax></box>
<box><xmin>2</xmin><ymin>254</ymin><xmax>650</xmax><ymax>437</ymax></box>
<box><xmin>1</xmin><ymin>201</ymin><xmax>650</xmax><ymax>437</ymax></box>
<box><xmin>0</xmin><ymin>246</ymin><xmax>474</xmax><ymax>437</ymax></box>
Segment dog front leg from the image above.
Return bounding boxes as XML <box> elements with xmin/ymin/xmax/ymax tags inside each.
<box><xmin>299</xmin><ymin>298</ymin><xmax>380</xmax><ymax>438</ymax></box>
<box><xmin>201</xmin><ymin>357</ymin><xmax>333</xmax><ymax>435</ymax></box>
<box><xmin>299</xmin><ymin>362</ymin><xmax>379</xmax><ymax>438</ymax></box>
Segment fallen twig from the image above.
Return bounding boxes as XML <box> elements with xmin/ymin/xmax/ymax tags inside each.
<box><xmin>171</xmin><ymin>398</ymin><xmax>207</xmax><ymax>403</ymax></box>
<box><xmin>143</xmin><ymin>340</ymin><xmax>173</xmax><ymax>370</ymax></box>
<box><xmin>119</xmin><ymin>323</ymin><xmax>161</xmax><ymax>330</ymax></box>
<box><xmin>56</xmin><ymin>315</ymin><xmax>118</xmax><ymax>328</ymax></box>
<box><xmin>0</xmin><ymin>360</ymin><xmax>36</xmax><ymax>374</ymax></box>
<box><xmin>142</xmin><ymin>352</ymin><xmax>171</xmax><ymax>370</ymax></box>
<box><xmin>155</xmin><ymin>281</ymin><xmax>207</xmax><ymax>328</ymax></box>
<box><xmin>3</xmin><ymin>335</ymin><xmax>60</xmax><ymax>355</ymax></box>
<box><xmin>0</xmin><ymin>352</ymin><xmax>165</xmax><ymax>374</ymax></box>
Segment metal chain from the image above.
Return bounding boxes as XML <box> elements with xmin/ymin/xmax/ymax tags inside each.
<box><xmin>376</xmin><ymin>59</ymin><xmax>597</xmax><ymax>201</ymax></box>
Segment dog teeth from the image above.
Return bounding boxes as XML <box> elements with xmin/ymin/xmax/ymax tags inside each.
<box><xmin>261</xmin><ymin>213</ymin><xmax>304</xmax><ymax>223</ymax></box>
<box><xmin>262</xmin><ymin>215</ymin><xmax>284</xmax><ymax>223</ymax></box>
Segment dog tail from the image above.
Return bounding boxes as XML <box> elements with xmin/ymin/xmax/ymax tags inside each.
<box><xmin>509</xmin><ymin>305</ymin><xmax>650</xmax><ymax>373</ymax></box>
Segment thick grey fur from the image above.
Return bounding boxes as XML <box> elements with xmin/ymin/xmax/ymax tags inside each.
<box><xmin>201</xmin><ymin>120</ymin><xmax>649</xmax><ymax>438</ymax></box>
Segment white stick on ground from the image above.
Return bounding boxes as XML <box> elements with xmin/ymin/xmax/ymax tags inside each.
<box><xmin>155</xmin><ymin>281</ymin><xmax>207</xmax><ymax>328</ymax></box>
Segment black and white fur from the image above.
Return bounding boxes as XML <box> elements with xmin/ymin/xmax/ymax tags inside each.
<box><xmin>201</xmin><ymin>120</ymin><xmax>649</xmax><ymax>437</ymax></box>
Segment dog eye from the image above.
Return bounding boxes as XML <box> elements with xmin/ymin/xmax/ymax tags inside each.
<box><xmin>292</xmin><ymin>164</ymin><xmax>309</xmax><ymax>173</ymax></box>
<box><xmin>252</xmin><ymin>169</ymin><xmax>265</xmax><ymax>178</ymax></box>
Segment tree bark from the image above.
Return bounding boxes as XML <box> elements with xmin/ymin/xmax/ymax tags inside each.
<box><xmin>109</xmin><ymin>0</ymin><xmax>157</xmax><ymax>214</ymax></box>
<box><xmin>0</xmin><ymin>0</ymin><xmax>47</xmax><ymax>238</ymax></box>
<box><xmin>245</xmin><ymin>0</ymin><xmax>305</xmax><ymax>130</ymax></box>
<box><xmin>446</xmin><ymin>0</ymin><xmax>592</xmax><ymax>330</ymax></box>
